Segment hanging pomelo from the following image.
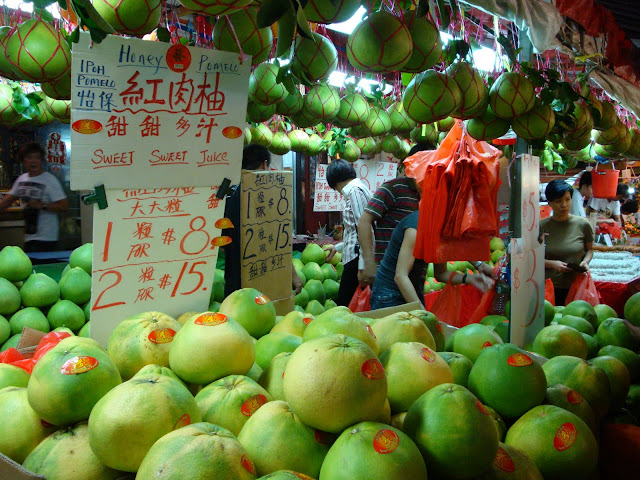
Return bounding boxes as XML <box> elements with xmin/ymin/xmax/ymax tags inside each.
<box><xmin>595</xmin><ymin>101</ymin><xmax>617</xmax><ymax>130</ymax></box>
<box><xmin>395</xmin><ymin>139</ymin><xmax>411</xmax><ymax>160</ymax></box>
<box><xmin>403</xmin><ymin>69</ymin><xmax>462</xmax><ymax>124</ymax></box>
<box><xmin>0</xmin><ymin>26</ymin><xmax>18</xmax><ymax>80</ymax></box>
<box><xmin>365</xmin><ymin>106</ymin><xmax>392</xmax><ymax>137</ymax></box>
<box><xmin>563</xmin><ymin>130</ymin><xmax>591</xmax><ymax>151</ymax></box>
<box><xmin>307</xmin><ymin>133</ymin><xmax>323</xmax><ymax>156</ymax></box>
<box><xmin>340</xmin><ymin>138</ymin><xmax>361</xmax><ymax>162</ymax></box>
<box><xmin>356</xmin><ymin>137</ymin><xmax>378</xmax><ymax>156</ymax></box>
<box><xmin>381</xmin><ymin>135</ymin><xmax>402</xmax><ymax>155</ymax></box>
<box><xmin>41</xmin><ymin>71</ymin><xmax>71</xmax><ymax>100</ymax></box>
<box><xmin>593</xmin><ymin>143</ymin><xmax>619</xmax><ymax>159</ymax></box>
<box><xmin>0</xmin><ymin>84</ymin><xmax>19</xmax><ymax>124</ymax></box>
<box><xmin>290</xmin><ymin>109</ymin><xmax>321</xmax><ymax>128</ymax></box>
<box><xmin>447</xmin><ymin>61</ymin><xmax>488</xmax><ymax>119</ymax></box>
<box><xmin>512</xmin><ymin>101</ymin><xmax>555</xmax><ymax>141</ymax></box>
<box><xmin>247</xmin><ymin>102</ymin><xmax>276</xmax><ymax>123</ymax></box>
<box><xmin>178</xmin><ymin>0</ymin><xmax>252</xmax><ymax>16</ymax></box>
<box><xmin>387</xmin><ymin>100</ymin><xmax>417</xmax><ymax>133</ymax></box>
<box><xmin>43</xmin><ymin>96</ymin><xmax>71</xmax><ymax>122</ymax></box>
<box><xmin>348</xmin><ymin>123</ymin><xmax>371</xmax><ymax>139</ymax></box>
<box><xmin>466</xmin><ymin>106</ymin><xmax>511</xmax><ymax>141</ymax></box>
<box><xmin>303</xmin><ymin>84</ymin><xmax>340</xmax><ymax>121</ymax></box>
<box><xmin>594</xmin><ymin>121</ymin><xmax>626</xmax><ymax>145</ymax></box>
<box><xmin>347</xmin><ymin>11</ymin><xmax>413</xmax><ymax>73</ymax></box>
<box><xmin>276</xmin><ymin>89</ymin><xmax>303</xmax><ymax>116</ymax></box>
<box><xmin>625</xmin><ymin>129</ymin><xmax>640</xmax><ymax>158</ymax></box>
<box><xmin>28</xmin><ymin>92</ymin><xmax>55</xmax><ymax>127</ymax></box>
<box><xmin>244</xmin><ymin>126</ymin><xmax>252</xmax><ymax>146</ymax></box>
<box><xmin>250</xmin><ymin>124</ymin><xmax>273</xmax><ymax>147</ymax></box>
<box><xmin>289</xmin><ymin>129</ymin><xmax>310</xmax><ymax>153</ymax></box>
<box><xmin>437</xmin><ymin>116</ymin><xmax>455</xmax><ymax>131</ymax></box>
<box><xmin>606</xmin><ymin>126</ymin><xmax>632</xmax><ymax>154</ymax></box>
<box><xmin>291</xmin><ymin>32</ymin><xmax>337</xmax><ymax>83</ymax></box>
<box><xmin>410</xmin><ymin>123</ymin><xmax>438</xmax><ymax>144</ymax></box>
<box><xmin>249</xmin><ymin>62</ymin><xmax>287</xmax><ymax>105</ymax></box>
<box><xmin>93</xmin><ymin>0</ymin><xmax>161</xmax><ymax>36</ymax></box>
<box><xmin>335</xmin><ymin>92</ymin><xmax>371</xmax><ymax>127</ymax></box>
<box><xmin>488</xmin><ymin>72</ymin><xmax>535</xmax><ymax>119</ymax></box>
<box><xmin>269</xmin><ymin>131</ymin><xmax>292</xmax><ymax>155</ymax></box>
<box><xmin>213</xmin><ymin>7</ymin><xmax>272</xmax><ymax>65</ymax></box>
<box><xmin>402</xmin><ymin>13</ymin><xmax>442</xmax><ymax>73</ymax></box>
<box><xmin>304</xmin><ymin>0</ymin><xmax>361</xmax><ymax>24</ymax></box>
<box><xmin>569</xmin><ymin>100</ymin><xmax>594</xmax><ymax>134</ymax></box>
<box><xmin>5</xmin><ymin>19</ymin><xmax>71</xmax><ymax>82</ymax></box>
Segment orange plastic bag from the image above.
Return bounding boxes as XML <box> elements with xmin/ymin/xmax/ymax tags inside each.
<box><xmin>430</xmin><ymin>276</ymin><xmax>464</xmax><ymax>328</ymax></box>
<box><xmin>545</xmin><ymin>278</ymin><xmax>555</xmax><ymax>306</ymax></box>
<box><xmin>565</xmin><ymin>273</ymin><xmax>600</xmax><ymax>306</ymax></box>
<box><xmin>349</xmin><ymin>285</ymin><xmax>371</xmax><ymax>313</ymax></box>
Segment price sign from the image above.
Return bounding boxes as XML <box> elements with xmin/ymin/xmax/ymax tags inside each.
<box><xmin>90</xmin><ymin>187</ymin><xmax>227</xmax><ymax>346</ymax></box>
<box><xmin>519</xmin><ymin>154</ymin><xmax>540</xmax><ymax>251</ymax></box>
<box><xmin>510</xmin><ymin>242</ymin><xmax>545</xmax><ymax>347</ymax></box>
<box><xmin>240</xmin><ymin>171</ymin><xmax>293</xmax><ymax>310</ymax></box>
<box><xmin>70</xmin><ymin>32</ymin><xmax>250</xmax><ymax>190</ymax></box>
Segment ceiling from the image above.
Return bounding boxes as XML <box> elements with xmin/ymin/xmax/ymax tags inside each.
<box><xmin>596</xmin><ymin>0</ymin><xmax>640</xmax><ymax>47</ymax></box>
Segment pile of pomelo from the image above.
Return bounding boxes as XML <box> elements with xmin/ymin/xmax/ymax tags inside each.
<box><xmin>2</xmin><ymin>251</ymin><xmax>640</xmax><ymax>479</ymax></box>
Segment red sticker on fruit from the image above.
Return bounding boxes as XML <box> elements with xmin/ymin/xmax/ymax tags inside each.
<box><xmin>72</xmin><ymin>119</ymin><xmax>102</xmax><ymax>134</ymax></box>
<box><xmin>222</xmin><ymin>126</ymin><xmax>243</xmax><ymax>139</ymax></box>
<box><xmin>148</xmin><ymin>328</ymin><xmax>176</xmax><ymax>344</ymax></box>
<box><xmin>554</xmin><ymin>423</ymin><xmax>577</xmax><ymax>451</ymax></box>
<box><xmin>373</xmin><ymin>429</ymin><xmax>399</xmax><ymax>454</ymax></box>
<box><xmin>241</xmin><ymin>454</ymin><xmax>256</xmax><ymax>475</ymax></box>
<box><xmin>507</xmin><ymin>353</ymin><xmax>533</xmax><ymax>367</ymax></box>
<box><xmin>255</xmin><ymin>294</ymin><xmax>270</xmax><ymax>305</ymax></box>
<box><xmin>166</xmin><ymin>44</ymin><xmax>191</xmax><ymax>72</ymax></box>
<box><xmin>482</xmin><ymin>341</ymin><xmax>493</xmax><ymax>349</ymax></box>
<box><xmin>494</xmin><ymin>446</ymin><xmax>515</xmax><ymax>473</ymax></box>
<box><xmin>475</xmin><ymin>399</ymin><xmax>490</xmax><ymax>415</ymax></box>
<box><xmin>366</xmin><ymin>324</ymin><xmax>376</xmax><ymax>338</ymax></box>
<box><xmin>173</xmin><ymin>414</ymin><xmax>191</xmax><ymax>430</ymax></box>
<box><xmin>303</xmin><ymin>316</ymin><xmax>313</xmax><ymax>326</ymax></box>
<box><xmin>241</xmin><ymin>394</ymin><xmax>268</xmax><ymax>417</ymax></box>
<box><xmin>361</xmin><ymin>358</ymin><xmax>385</xmax><ymax>380</ymax></box>
<box><xmin>194</xmin><ymin>313</ymin><xmax>227</xmax><ymax>326</ymax></box>
<box><xmin>60</xmin><ymin>356</ymin><xmax>99</xmax><ymax>375</ymax></box>
<box><xmin>421</xmin><ymin>347</ymin><xmax>436</xmax><ymax>362</ymax></box>
<box><xmin>567</xmin><ymin>390</ymin><xmax>583</xmax><ymax>405</ymax></box>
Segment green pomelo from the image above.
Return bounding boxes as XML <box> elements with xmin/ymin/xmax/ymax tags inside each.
<box><xmin>303</xmin><ymin>306</ymin><xmax>378</xmax><ymax>354</ymax></box>
<box><xmin>20</xmin><ymin>273</ymin><xmax>60</xmax><ymax>308</ymax></box>
<box><xmin>303</xmin><ymin>0</ymin><xmax>361</xmax><ymax>24</ymax></box>
<box><xmin>107</xmin><ymin>311</ymin><xmax>181</xmax><ymax>380</ymax></box>
<box><xmin>594</xmin><ymin>121</ymin><xmax>626</xmax><ymax>145</ymax></box>
<box><xmin>271</xmin><ymin>311</ymin><xmax>313</xmax><ymax>337</ymax></box>
<box><xmin>276</xmin><ymin>89</ymin><xmax>304</xmax><ymax>116</ymax></box>
<box><xmin>356</xmin><ymin>136</ymin><xmax>378</xmax><ymax>155</ymax></box>
<box><xmin>136</xmin><ymin>422</ymin><xmax>256</xmax><ymax>480</ymax></box>
<box><xmin>303</xmin><ymin>279</ymin><xmax>326</xmax><ymax>304</ymax></box>
<box><xmin>213</xmin><ymin>8</ymin><xmax>272</xmax><ymax>65</ymax></box>
<box><xmin>447</xmin><ymin>61</ymin><xmax>489</xmax><ymax>119</ymax></box>
<box><xmin>408</xmin><ymin>310</ymin><xmax>444</xmax><ymax>351</ymax></box>
<box><xmin>403</xmin><ymin>69</ymin><xmax>462</xmax><ymax>124</ymax></box>
<box><xmin>289</xmin><ymin>130</ymin><xmax>310</xmax><ymax>153</ymax></box>
<box><xmin>10</xmin><ymin>307</ymin><xmax>49</xmax><ymax>335</ymax></box>
<box><xmin>5</xmin><ymin>19</ymin><xmax>71</xmax><ymax>82</ymax></box>
<box><xmin>371</xmin><ymin>312</ymin><xmax>435</xmax><ymax>355</ymax></box>
<box><xmin>410</xmin><ymin>123</ymin><xmax>438</xmax><ymax>144</ymax></box>
<box><xmin>23</xmin><ymin>422</ymin><xmax>122</xmax><ymax>480</ymax></box>
<box><xmin>289</xmin><ymin>108</ymin><xmax>321</xmax><ymax>128</ymax></box>
<box><xmin>595</xmin><ymin>101</ymin><xmax>617</xmax><ymax>130</ymax></box>
<box><xmin>324</xmin><ymin>299</ymin><xmax>337</xmax><ymax>311</ymax></box>
<box><xmin>323</xmin><ymin>279</ymin><xmax>339</xmax><ymax>301</ymax></box>
<box><xmin>283</xmin><ymin>334</ymin><xmax>387</xmax><ymax>433</ymax></box>
<box><xmin>483</xmin><ymin>405</ymin><xmax>507</xmax><ymax>442</ymax></box>
<box><xmin>480</xmin><ymin>315</ymin><xmax>509</xmax><ymax>327</ymax></box>
<box><xmin>532</xmin><ymin>325</ymin><xmax>588</xmax><ymax>359</ymax></box>
<box><xmin>0</xmin><ymin>27</ymin><xmax>18</xmax><ymax>81</ymax></box>
<box><xmin>251</xmin><ymin>124</ymin><xmax>274</xmax><ymax>147</ymax></box>
<box><xmin>595</xmin><ymin>317</ymin><xmax>636</xmax><ymax>350</ymax></box>
<box><xmin>466</xmin><ymin>105</ymin><xmax>511</xmax><ymax>140</ymax></box>
<box><xmin>346</xmin><ymin>11</ymin><xmax>413</xmax><ymax>73</ymax></box>
<box><xmin>0</xmin><ymin>363</ymin><xmax>29</xmax><ymax>389</ymax></box>
<box><xmin>403</xmin><ymin>383</ymin><xmax>499</xmax><ymax>478</ymax></box>
<box><xmin>43</xmin><ymin>96</ymin><xmax>70</xmax><ymax>121</ymax></box>
<box><xmin>476</xmin><ymin>443</ymin><xmax>544</xmax><ymax>480</ymax></box>
<box><xmin>489</xmin><ymin>72</ymin><xmax>535</xmax><ymax>119</ymax></box>
<box><xmin>320</xmin><ymin>263</ymin><xmax>337</xmax><ymax>282</ymax></box>
<box><xmin>291</xmin><ymin>32</ymin><xmax>337</xmax><ymax>83</ymax></box>
<box><xmin>561</xmin><ymin>302</ymin><xmax>597</xmax><ymax>330</ymax></box>
<box><xmin>238</xmin><ymin>400</ymin><xmax>329</xmax><ymax>477</ymax></box>
<box><xmin>306</xmin><ymin>133</ymin><xmax>324</xmax><ymax>155</ymax></box>
<box><xmin>47</xmin><ymin>300</ymin><xmax>85</xmax><ymax>332</ymax></box>
<box><xmin>0</xmin><ymin>246</ymin><xmax>32</xmax><ymax>281</ymax></box>
<box><xmin>505</xmin><ymin>405</ymin><xmax>598</xmax><ymax>480</ymax></box>
<box><xmin>41</xmin><ymin>71</ymin><xmax>71</xmax><ymax>100</ymax></box>
<box><xmin>249</xmin><ymin>62</ymin><xmax>287</xmax><ymax>105</ymax></box>
<box><xmin>195</xmin><ymin>374</ymin><xmax>272</xmax><ymax>436</ymax></box>
<box><xmin>381</xmin><ymin>134</ymin><xmax>403</xmax><ymax>154</ymax></box>
<box><xmin>512</xmin><ymin>102</ymin><xmax>555</xmax><ymax>140</ymax></box>
<box><xmin>176</xmin><ymin>0</ymin><xmax>252</xmax><ymax>16</ymax></box>
<box><xmin>387</xmin><ymin>101</ymin><xmax>417</xmax><ymax>133</ymax></box>
<box><xmin>340</xmin><ymin>138</ymin><xmax>361</xmax><ymax>162</ymax></box>
<box><xmin>380</xmin><ymin>342</ymin><xmax>453</xmax><ymax>413</ymax></box>
<box><xmin>544</xmin><ymin>300</ymin><xmax>556</xmax><ymax>326</ymax></box>
<box><xmin>88</xmin><ymin>374</ymin><xmax>201</xmax><ymax>472</ymax></box>
<box><xmin>219</xmin><ymin>288</ymin><xmax>277</xmax><ymax>338</ymax></box>
<box><xmin>1</xmin><ymin>333</ymin><xmax>21</xmax><ymax>352</ymax></box>
<box><xmin>542</xmin><ymin>355</ymin><xmax>611</xmax><ymax>418</ymax></box>
<box><xmin>305</xmin><ymin>299</ymin><xmax>325</xmax><ymax>316</ymax></box>
<box><xmin>255</xmin><ymin>332</ymin><xmax>302</xmax><ymax>370</ymax></box>
<box><xmin>557</xmin><ymin>314</ymin><xmax>595</xmax><ymax>335</ymax></box>
<box><xmin>0</xmin><ymin>387</ymin><xmax>56</xmax><ymax>464</ymax></box>
<box><xmin>335</xmin><ymin>92</ymin><xmax>370</xmax><ymax>127</ymax></box>
<box><xmin>0</xmin><ymin>83</ymin><xmax>20</xmax><ymax>124</ymax></box>
<box><xmin>364</xmin><ymin>106</ymin><xmax>392</xmax><ymax>137</ymax></box>
<box><xmin>598</xmin><ymin>345</ymin><xmax>640</xmax><ymax>382</ymax></box>
<box><xmin>93</xmin><ymin>0</ymin><xmax>161</xmax><ymax>35</ymax></box>
<box><xmin>27</xmin><ymin>336</ymin><xmax>122</xmax><ymax>426</ymax></box>
<box><xmin>135</xmin><ymin>364</ymin><xmax>185</xmax><ymax>386</ymax></box>
<box><xmin>402</xmin><ymin>13</ymin><xmax>442</xmax><ymax>73</ymax></box>
<box><xmin>607</xmin><ymin>127</ymin><xmax>632</xmax><ymax>154</ymax></box>
<box><xmin>624</xmin><ymin>292</ymin><xmax>640</xmax><ymax>326</ymax></box>
<box><xmin>469</xmin><ymin>344</ymin><xmax>547</xmax><ymax>419</ymax></box>
<box><xmin>318</xmin><ymin>421</ymin><xmax>426</xmax><ymax>479</ymax></box>
<box><xmin>246</xmin><ymin>362</ymin><xmax>263</xmax><ymax>382</ymax></box>
<box><xmin>582</xmin><ymin>333</ymin><xmax>599</xmax><ymax>359</ymax></box>
<box><xmin>294</xmin><ymin>289</ymin><xmax>309</xmax><ymax>308</ymax></box>
<box><xmin>169</xmin><ymin>312</ymin><xmax>255</xmax><ymax>384</ymax></box>
<box><xmin>247</xmin><ymin>102</ymin><xmax>276</xmax><ymax>123</ymax></box>
<box><xmin>78</xmin><ymin>321</ymin><xmax>90</xmax><ymax>338</ymax></box>
<box><xmin>438</xmin><ymin>351</ymin><xmax>473</xmax><ymax>387</ymax></box>
<box><xmin>269</xmin><ymin>131</ymin><xmax>292</xmax><ymax>156</ymax></box>
<box><xmin>590</xmin><ymin>355</ymin><xmax>630</xmax><ymax>413</ymax></box>
<box><xmin>258</xmin><ymin>351</ymin><xmax>291</xmax><ymax>401</ymax></box>
<box><xmin>303</xmin><ymin>84</ymin><xmax>340</xmax><ymax>120</ymax></box>
<box><xmin>452</xmin><ymin>323</ymin><xmax>504</xmax><ymax>363</ymax></box>
<box><xmin>627</xmin><ymin>384</ymin><xmax>640</xmax><ymax>419</ymax></box>
<box><xmin>301</xmin><ymin>243</ymin><xmax>326</xmax><ymax>265</ymax></box>
<box><xmin>563</xmin><ymin>130</ymin><xmax>591</xmax><ymax>151</ymax></box>
<box><xmin>625</xmin><ymin>128</ymin><xmax>640</xmax><ymax>157</ymax></box>
<box><xmin>544</xmin><ymin>384</ymin><xmax>598</xmax><ymax>435</ymax></box>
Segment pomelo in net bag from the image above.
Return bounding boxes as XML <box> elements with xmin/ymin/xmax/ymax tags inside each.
<box><xmin>512</xmin><ymin>101</ymin><xmax>555</xmax><ymax>140</ymax></box>
<box><xmin>249</xmin><ymin>62</ymin><xmax>287</xmax><ymax>106</ymax></box>
<box><xmin>356</xmin><ymin>136</ymin><xmax>378</xmax><ymax>156</ymax></box>
<box><xmin>268</xmin><ymin>131</ymin><xmax>292</xmax><ymax>156</ymax></box>
<box><xmin>247</xmin><ymin>101</ymin><xmax>276</xmax><ymax>123</ymax></box>
<box><xmin>387</xmin><ymin>100</ymin><xmax>416</xmax><ymax>133</ymax></box>
<box><xmin>488</xmin><ymin>72</ymin><xmax>535</xmax><ymax>119</ymax></box>
<box><xmin>213</xmin><ymin>8</ymin><xmax>272</xmax><ymax>65</ymax></box>
<box><xmin>466</xmin><ymin>105</ymin><xmax>511</xmax><ymax>141</ymax></box>
<box><xmin>594</xmin><ymin>100</ymin><xmax>617</xmax><ymax>130</ymax></box>
<box><xmin>291</xmin><ymin>32</ymin><xmax>337</xmax><ymax>83</ymax></box>
<box><xmin>410</xmin><ymin>123</ymin><xmax>438</xmax><ymax>144</ymax></box>
<box><xmin>0</xmin><ymin>26</ymin><xmax>18</xmax><ymax>80</ymax></box>
<box><xmin>403</xmin><ymin>69</ymin><xmax>462</xmax><ymax>124</ymax></box>
<box><xmin>0</xmin><ymin>83</ymin><xmax>20</xmax><ymax>125</ymax></box>
<box><xmin>41</xmin><ymin>70</ymin><xmax>71</xmax><ymax>100</ymax></box>
<box><xmin>402</xmin><ymin>12</ymin><xmax>442</xmax><ymax>73</ymax></box>
<box><xmin>93</xmin><ymin>0</ymin><xmax>161</xmax><ymax>36</ymax></box>
<box><xmin>303</xmin><ymin>84</ymin><xmax>340</xmax><ymax>121</ymax></box>
<box><xmin>288</xmin><ymin>129</ymin><xmax>310</xmax><ymax>153</ymax></box>
<box><xmin>364</xmin><ymin>106</ymin><xmax>392</xmax><ymax>137</ymax></box>
<box><xmin>276</xmin><ymin>89</ymin><xmax>304</xmax><ymax>116</ymax></box>
<box><xmin>335</xmin><ymin>92</ymin><xmax>370</xmax><ymax>127</ymax></box>
<box><xmin>447</xmin><ymin>61</ymin><xmax>489</xmax><ymax>119</ymax></box>
<box><xmin>251</xmin><ymin>124</ymin><xmax>273</xmax><ymax>147</ymax></box>
<box><xmin>178</xmin><ymin>0</ymin><xmax>252</xmax><ymax>16</ymax></box>
<box><xmin>304</xmin><ymin>0</ymin><xmax>361</xmax><ymax>24</ymax></box>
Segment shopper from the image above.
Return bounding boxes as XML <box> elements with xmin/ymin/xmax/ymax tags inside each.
<box><xmin>587</xmin><ymin>183</ymin><xmax>629</xmax><ymax>227</ymax></box>
<box><xmin>0</xmin><ymin>142</ymin><xmax>68</xmax><ymax>252</ymax></box>
<box><xmin>570</xmin><ymin>171</ymin><xmax>592</xmax><ymax>217</ymax></box>
<box><xmin>324</xmin><ymin>159</ymin><xmax>372</xmax><ymax>306</ymax></box>
<box><xmin>357</xmin><ymin>144</ymin><xmax>432</xmax><ymax>287</ymax></box>
<box><xmin>222</xmin><ymin>145</ymin><xmax>303</xmax><ymax>297</ymax></box>
<box><xmin>541</xmin><ymin>179</ymin><xmax>594</xmax><ymax>306</ymax></box>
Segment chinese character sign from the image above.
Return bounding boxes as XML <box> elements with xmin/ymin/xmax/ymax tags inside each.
<box><xmin>90</xmin><ymin>187</ymin><xmax>227</xmax><ymax>346</ymax></box>
<box><xmin>70</xmin><ymin>33</ymin><xmax>251</xmax><ymax>190</ymax></box>
<box><xmin>240</xmin><ymin>171</ymin><xmax>293</xmax><ymax>303</ymax></box>
<box><xmin>520</xmin><ymin>154</ymin><xmax>540</xmax><ymax>252</ymax></box>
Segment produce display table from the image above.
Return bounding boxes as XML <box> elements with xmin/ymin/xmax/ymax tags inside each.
<box><xmin>26</xmin><ymin>250</ymin><xmax>72</xmax><ymax>265</ymax></box>
<box><xmin>595</xmin><ymin>277</ymin><xmax>640</xmax><ymax>317</ymax></box>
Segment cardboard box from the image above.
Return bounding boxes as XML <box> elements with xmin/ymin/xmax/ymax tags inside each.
<box><xmin>16</xmin><ymin>328</ymin><xmax>47</xmax><ymax>359</ymax></box>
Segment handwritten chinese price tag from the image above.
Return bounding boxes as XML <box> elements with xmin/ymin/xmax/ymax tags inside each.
<box><xmin>240</xmin><ymin>171</ymin><xmax>293</xmax><ymax>306</ymax></box>
<box><xmin>70</xmin><ymin>33</ymin><xmax>250</xmax><ymax>190</ymax></box>
<box><xmin>509</xmin><ymin>243</ymin><xmax>545</xmax><ymax>347</ymax></box>
<box><xmin>90</xmin><ymin>187</ymin><xmax>226</xmax><ymax>346</ymax></box>
<box><xmin>519</xmin><ymin>154</ymin><xmax>540</xmax><ymax>252</ymax></box>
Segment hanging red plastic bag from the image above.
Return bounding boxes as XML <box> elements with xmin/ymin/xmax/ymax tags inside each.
<box><xmin>430</xmin><ymin>277</ymin><xmax>463</xmax><ymax>328</ymax></box>
<box><xmin>349</xmin><ymin>285</ymin><xmax>371</xmax><ymax>313</ymax></box>
<box><xmin>565</xmin><ymin>273</ymin><xmax>600</xmax><ymax>306</ymax></box>
<box><xmin>545</xmin><ymin>278</ymin><xmax>555</xmax><ymax>306</ymax></box>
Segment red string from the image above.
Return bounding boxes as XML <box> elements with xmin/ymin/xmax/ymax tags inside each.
<box><xmin>224</xmin><ymin>14</ymin><xmax>248</xmax><ymax>63</ymax></box>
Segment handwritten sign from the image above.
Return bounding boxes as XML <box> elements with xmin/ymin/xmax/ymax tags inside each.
<box><xmin>313</xmin><ymin>160</ymin><xmax>398</xmax><ymax>212</ymax></box>
<box><xmin>90</xmin><ymin>187</ymin><xmax>226</xmax><ymax>346</ymax></box>
<box><xmin>519</xmin><ymin>154</ymin><xmax>540</xmax><ymax>252</ymax></box>
<box><xmin>510</xmin><ymin>242</ymin><xmax>545</xmax><ymax>348</ymax></box>
<box><xmin>240</xmin><ymin>171</ymin><xmax>293</xmax><ymax>311</ymax></box>
<box><xmin>70</xmin><ymin>32</ymin><xmax>250</xmax><ymax>190</ymax></box>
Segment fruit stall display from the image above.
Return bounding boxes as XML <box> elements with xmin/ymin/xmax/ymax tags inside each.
<box><xmin>589</xmin><ymin>252</ymin><xmax>640</xmax><ymax>283</ymax></box>
<box><xmin>2</xmin><ymin>242</ymin><xmax>640</xmax><ymax>479</ymax></box>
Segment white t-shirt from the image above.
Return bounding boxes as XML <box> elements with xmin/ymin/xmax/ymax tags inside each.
<box><xmin>570</xmin><ymin>188</ymin><xmax>586</xmax><ymax>217</ymax></box>
<box><xmin>9</xmin><ymin>172</ymin><xmax>66</xmax><ymax>241</ymax></box>
<box><xmin>587</xmin><ymin>197</ymin><xmax>620</xmax><ymax>218</ymax></box>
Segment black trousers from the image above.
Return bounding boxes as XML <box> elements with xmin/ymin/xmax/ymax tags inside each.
<box><xmin>337</xmin><ymin>257</ymin><xmax>360</xmax><ymax>307</ymax></box>
<box><xmin>24</xmin><ymin>240</ymin><xmax>58</xmax><ymax>253</ymax></box>
<box><xmin>555</xmin><ymin>287</ymin><xmax>570</xmax><ymax>307</ymax></box>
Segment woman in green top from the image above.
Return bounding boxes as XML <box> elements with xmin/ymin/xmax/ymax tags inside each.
<box><xmin>541</xmin><ymin>179</ymin><xmax>594</xmax><ymax>306</ymax></box>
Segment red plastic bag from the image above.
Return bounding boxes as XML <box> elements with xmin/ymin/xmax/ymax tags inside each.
<box><xmin>545</xmin><ymin>278</ymin><xmax>555</xmax><ymax>306</ymax></box>
<box><xmin>565</xmin><ymin>273</ymin><xmax>600</xmax><ymax>306</ymax></box>
<box><xmin>468</xmin><ymin>289</ymin><xmax>496</xmax><ymax>325</ymax></box>
<box><xmin>430</xmin><ymin>277</ymin><xmax>463</xmax><ymax>328</ymax></box>
<box><xmin>349</xmin><ymin>285</ymin><xmax>371</xmax><ymax>313</ymax></box>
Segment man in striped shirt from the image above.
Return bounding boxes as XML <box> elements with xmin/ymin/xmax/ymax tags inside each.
<box><xmin>324</xmin><ymin>160</ymin><xmax>372</xmax><ymax>306</ymax></box>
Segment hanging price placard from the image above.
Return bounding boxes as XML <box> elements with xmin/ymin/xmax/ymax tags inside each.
<box><xmin>519</xmin><ymin>154</ymin><xmax>540</xmax><ymax>252</ymax></box>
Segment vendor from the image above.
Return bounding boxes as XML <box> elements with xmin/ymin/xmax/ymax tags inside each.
<box><xmin>570</xmin><ymin>171</ymin><xmax>592</xmax><ymax>217</ymax></box>
<box><xmin>587</xmin><ymin>183</ymin><xmax>628</xmax><ymax>227</ymax></box>
<box><xmin>541</xmin><ymin>179</ymin><xmax>594</xmax><ymax>306</ymax></box>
